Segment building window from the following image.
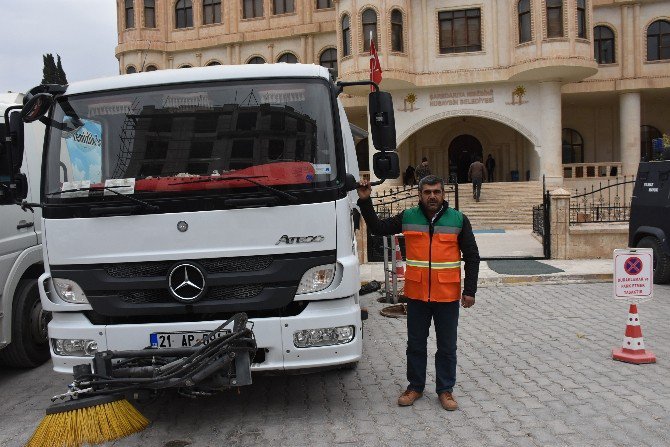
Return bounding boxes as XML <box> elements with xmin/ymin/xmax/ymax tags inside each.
<box><xmin>247</xmin><ymin>56</ymin><xmax>266</xmax><ymax>64</ymax></box>
<box><xmin>206</xmin><ymin>61</ymin><xmax>222</xmax><ymax>66</ymax></box>
<box><xmin>144</xmin><ymin>0</ymin><xmax>155</xmax><ymax>27</ymax></box>
<box><xmin>243</xmin><ymin>0</ymin><xmax>263</xmax><ymax>18</ymax></box>
<box><xmin>641</xmin><ymin>125</ymin><xmax>663</xmax><ymax>161</ymax></box>
<box><xmin>203</xmin><ymin>0</ymin><xmax>221</xmax><ymax>24</ymax></box>
<box><xmin>316</xmin><ymin>0</ymin><xmax>332</xmax><ymax>10</ymax></box>
<box><xmin>145</xmin><ymin>65</ymin><xmax>158</xmax><ymax>71</ymax></box>
<box><xmin>518</xmin><ymin>0</ymin><xmax>531</xmax><ymax>43</ymax></box>
<box><xmin>438</xmin><ymin>9</ymin><xmax>482</xmax><ymax>54</ymax></box>
<box><xmin>319</xmin><ymin>48</ymin><xmax>338</xmax><ymax>77</ymax></box>
<box><xmin>577</xmin><ymin>0</ymin><xmax>587</xmax><ymax>38</ymax></box>
<box><xmin>277</xmin><ymin>53</ymin><xmax>298</xmax><ymax>63</ymax></box>
<box><xmin>391</xmin><ymin>9</ymin><xmax>404</xmax><ymax>52</ymax></box>
<box><xmin>562</xmin><ymin>128</ymin><xmax>584</xmax><ymax>164</ymax></box>
<box><xmin>179</xmin><ymin>65</ymin><xmax>193</xmax><ymax>68</ymax></box>
<box><xmin>647</xmin><ymin>20</ymin><xmax>670</xmax><ymax>61</ymax></box>
<box><xmin>546</xmin><ymin>0</ymin><xmax>563</xmax><ymax>38</ymax></box>
<box><xmin>273</xmin><ymin>0</ymin><xmax>294</xmax><ymax>15</ymax></box>
<box><xmin>342</xmin><ymin>14</ymin><xmax>351</xmax><ymax>57</ymax></box>
<box><xmin>175</xmin><ymin>0</ymin><xmax>193</xmax><ymax>28</ymax></box>
<box><xmin>362</xmin><ymin>8</ymin><xmax>377</xmax><ymax>52</ymax></box>
<box><xmin>126</xmin><ymin>66</ymin><xmax>137</xmax><ymax>74</ymax></box>
<box><xmin>125</xmin><ymin>0</ymin><xmax>135</xmax><ymax>29</ymax></box>
<box><xmin>594</xmin><ymin>25</ymin><xmax>615</xmax><ymax>64</ymax></box>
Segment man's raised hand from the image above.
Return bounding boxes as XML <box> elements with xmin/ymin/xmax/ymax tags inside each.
<box><xmin>357</xmin><ymin>179</ymin><xmax>372</xmax><ymax>200</ymax></box>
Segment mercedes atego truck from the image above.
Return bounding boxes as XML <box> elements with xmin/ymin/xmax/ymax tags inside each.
<box><xmin>1</xmin><ymin>64</ymin><xmax>399</xmax><ymax>383</ymax></box>
<box><xmin>0</xmin><ymin>93</ymin><xmax>50</xmax><ymax>368</ymax></box>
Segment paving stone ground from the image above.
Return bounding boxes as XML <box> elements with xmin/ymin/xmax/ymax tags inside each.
<box><xmin>1</xmin><ymin>283</ymin><xmax>669</xmax><ymax>447</ymax></box>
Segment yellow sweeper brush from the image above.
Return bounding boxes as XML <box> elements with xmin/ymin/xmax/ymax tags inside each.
<box><xmin>26</xmin><ymin>394</ymin><xmax>149</xmax><ymax>447</ymax></box>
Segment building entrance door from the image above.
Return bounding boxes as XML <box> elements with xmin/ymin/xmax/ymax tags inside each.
<box><xmin>448</xmin><ymin>134</ymin><xmax>483</xmax><ymax>183</ymax></box>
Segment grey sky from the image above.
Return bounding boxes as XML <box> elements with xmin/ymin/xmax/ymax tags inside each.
<box><xmin>0</xmin><ymin>0</ymin><xmax>118</xmax><ymax>94</ymax></box>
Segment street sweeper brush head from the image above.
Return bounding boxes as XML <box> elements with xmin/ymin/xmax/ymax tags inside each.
<box><xmin>26</xmin><ymin>394</ymin><xmax>149</xmax><ymax>447</ymax></box>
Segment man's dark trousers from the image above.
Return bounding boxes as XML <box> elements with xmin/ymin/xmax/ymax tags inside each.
<box><xmin>472</xmin><ymin>178</ymin><xmax>483</xmax><ymax>200</ymax></box>
<box><xmin>406</xmin><ymin>298</ymin><xmax>460</xmax><ymax>394</ymax></box>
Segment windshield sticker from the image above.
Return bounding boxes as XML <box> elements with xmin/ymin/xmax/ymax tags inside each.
<box><xmin>104</xmin><ymin>178</ymin><xmax>136</xmax><ymax>195</ymax></box>
<box><xmin>162</xmin><ymin>92</ymin><xmax>212</xmax><ymax>110</ymax></box>
<box><xmin>61</xmin><ymin>180</ymin><xmax>91</xmax><ymax>198</ymax></box>
<box><xmin>259</xmin><ymin>89</ymin><xmax>306</xmax><ymax>104</ymax></box>
<box><xmin>312</xmin><ymin>164</ymin><xmax>332</xmax><ymax>175</ymax></box>
<box><xmin>88</xmin><ymin>102</ymin><xmax>133</xmax><ymax>116</ymax></box>
<box><xmin>65</xmin><ymin>119</ymin><xmax>102</xmax><ymax>183</ymax></box>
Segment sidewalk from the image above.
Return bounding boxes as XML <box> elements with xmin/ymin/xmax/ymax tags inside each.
<box><xmin>360</xmin><ymin>258</ymin><xmax>613</xmax><ymax>288</ymax></box>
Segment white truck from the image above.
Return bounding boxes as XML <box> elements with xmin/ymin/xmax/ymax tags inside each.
<box><xmin>1</xmin><ymin>64</ymin><xmax>399</xmax><ymax>388</ymax></box>
<box><xmin>0</xmin><ymin>93</ymin><xmax>50</xmax><ymax>368</ymax></box>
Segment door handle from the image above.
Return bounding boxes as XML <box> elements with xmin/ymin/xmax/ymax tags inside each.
<box><xmin>17</xmin><ymin>221</ymin><xmax>34</xmax><ymax>230</ymax></box>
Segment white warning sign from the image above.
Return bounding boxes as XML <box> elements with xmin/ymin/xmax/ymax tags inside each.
<box><xmin>613</xmin><ymin>248</ymin><xmax>653</xmax><ymax>301</ymax></box>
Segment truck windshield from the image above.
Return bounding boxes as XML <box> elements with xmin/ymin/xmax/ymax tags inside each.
<box><xmin>44</xmin><ymin>79</ymin><xmax>338</xmax><ymax>203</ymax></box>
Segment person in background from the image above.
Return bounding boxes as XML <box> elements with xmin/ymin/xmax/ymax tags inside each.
<box><xmin>415</xmin><ymin>157</ymin><xmax>431</xmax><ymax>181</ymax></box>
<box><xmin>356</xmin><ymin>175</ymin><xmax>480</xmax><ymax>411</ymax></box>
<box><xmin>485</xmin><ymin>154</ymin><xmax>496</xmax><ymax>183</ymax></box>
<box><xmin>404</xmin><ymin>165</ymin><xmax>416</xmax><ymax>186</ymax></box>
<box><xmin>468</xmin><ymin>156</ymin><xmax>488</xmax><ymax>202</ymax></box>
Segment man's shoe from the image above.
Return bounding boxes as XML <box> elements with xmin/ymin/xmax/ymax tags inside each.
<box><xmin>438</xmin><ymin>392</ymin><xmax>458</xmax><ymax>411</ymax></box>
<box><xmin>397</xmin><ymin>389</ymin><xmax>422</xmax><ymax>406</ymax></box>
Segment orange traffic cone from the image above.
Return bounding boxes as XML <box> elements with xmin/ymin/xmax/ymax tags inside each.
<box><xmin>612</xmin><ymin>304</ymin><xmax>656</xmax><ymax>364</ymax></box>
<box><xmin>394</xmin><ymin>235</ymin><xmax>405</xmax><ymax>280</ymax></box>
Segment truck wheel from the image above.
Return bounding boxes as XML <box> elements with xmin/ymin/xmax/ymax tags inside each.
<box><xmin>637</xmin><ymin>236</ymin><xmax>670</xmax><ymax>284</ymax></box>
<box><xmin>0</xmin><ymin>279</ymin><xmax>52</xmax><ymax>368</ymax></box>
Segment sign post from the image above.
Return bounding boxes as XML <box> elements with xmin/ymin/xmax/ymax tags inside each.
<box><xmin>612</xmin><ymin>248</ymin><xmax>656</xmax><ymax>364</ymax></box>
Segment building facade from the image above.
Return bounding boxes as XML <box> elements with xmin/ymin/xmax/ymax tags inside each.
<box><xmin>116</xmin><ymin>0</ymin><xmax>670</xmax><ymax>186</ymax></box>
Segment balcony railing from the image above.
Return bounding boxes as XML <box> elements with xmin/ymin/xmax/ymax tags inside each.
<box><xmin>563</xmin><ymin>162</ymin><xmax>621</xmax><ymax>179</ymax></box>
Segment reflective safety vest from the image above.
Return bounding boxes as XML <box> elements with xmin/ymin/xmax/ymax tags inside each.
<box><xmin>402</xmin><ymin>206</ymin><xmax>463</xmax><ymax>302</ymax></box>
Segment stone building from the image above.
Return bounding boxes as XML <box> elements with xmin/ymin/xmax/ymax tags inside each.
<box><xmin>116</xmin><ymin>0</ymin><xmax>670</xmax><ymax>186</ymax></box>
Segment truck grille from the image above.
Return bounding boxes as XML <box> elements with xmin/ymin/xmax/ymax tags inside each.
<box><xmin>118</xmin><ymin>284</ymin><xmax>266</xmax><ymax>304</ymax></box>
<box><xmin>105</xmin><ymin>256</ymin><xmax>273</xmax><ymax>278</ymax></box>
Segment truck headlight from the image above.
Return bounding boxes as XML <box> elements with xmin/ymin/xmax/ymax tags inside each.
<box><xmin>53</xmin><ymin>278</ymin><xmax>89</xmax><ymax>304</ymax></box>
<box><xmin>52</xmin><ymin>339</ymin><xmax>98</xmax><ymax>357</ymax></box>
<box><xmin>293</xmin><ymin>326</ymin><xmax>355</xmax><ymax>348</ymax></box>
<box><xmin>296</xmin><ymin>264</ymin><xmax>335</xmax><ymax>294</ymax></box>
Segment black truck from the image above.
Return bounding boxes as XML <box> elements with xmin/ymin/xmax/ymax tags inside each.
<box><xmin>629</xmin><ymin>159</ymin><xmax>670</xmax><ymax>284</ymax></box>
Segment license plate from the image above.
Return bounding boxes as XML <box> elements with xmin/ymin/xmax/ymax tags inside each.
<box><xmin>150</xmin><ymin>330</ymin><xmax>231</xmax><ymax>348</ymax></box>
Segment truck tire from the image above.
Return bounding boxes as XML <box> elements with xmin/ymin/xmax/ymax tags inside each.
<box><xmin>0</xmin><ymin>279</ymin><xmax>52</xmax><ymax>368</ymax></box>
<box><xmin>637</xmin><ymin>236</ymin><xmax>670</xmax><ymax>284</ymax></box>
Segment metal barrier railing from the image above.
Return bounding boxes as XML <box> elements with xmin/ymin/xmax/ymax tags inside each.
<box><xmin>382</xmin><ymin>234</ymin><xmax>403</xmax><ymax>304</ymax></box>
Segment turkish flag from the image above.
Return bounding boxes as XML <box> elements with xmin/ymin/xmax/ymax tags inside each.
<box><xmin>369</xmin><ymin>36</ymin><xmax>382</xmax><ymax>89</ymax></box>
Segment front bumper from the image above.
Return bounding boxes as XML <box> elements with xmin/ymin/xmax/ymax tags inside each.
<box><xmin>47</xmin><ymin>296</ymin><xmax>362</xmax><ymax>374</ymax></box>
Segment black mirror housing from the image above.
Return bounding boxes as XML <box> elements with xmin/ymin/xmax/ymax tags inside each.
<box><xmin>368</xmin><ymin>91</ymin><xmax>396</xmax><ymax>151</ymax></box>
<box><xmin>21</xmin><ymin>92</ymin><xmax>53</xmax><ymax>123</ymax></box>
<box><xmin>372</xmin><ymin>151</ymin><xmax>400</xmax><ymax>180</ymax></box>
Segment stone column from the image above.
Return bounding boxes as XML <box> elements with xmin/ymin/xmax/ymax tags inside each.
<box><xmin>619</xmin><ymin>91</ymin><xmax>641</xmax><ymax>176</ymax></box>
<box><xmin>549</xmin><ymin>188</ymin><xmax>571</xmax><ymax>260</ymax></box>
<box><xmin>539</xmin><ymin>81</ymin><xmax>563</xmax><ymax>187</ymax></box>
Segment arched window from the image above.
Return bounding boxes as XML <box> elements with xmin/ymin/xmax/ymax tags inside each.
<box><xmin>342</xmin><ymin>14</ymin><xmax>351</xmax><ymax>57</ymax></box>
<box><xmin>203</xmin><ymin>0</ymin><xmax>221</xmax><ymax>24</ymax></box>
<box><xmin>179</xmin><ymin>64</ymin><xmax>193</xmax><ymax>68</ymax></box>
<box><xmin>316</xmin><ymin>0</ymin><xmax>332</xmax><ymax>10</ymax></box>
<box><xmin>577</xmin><ymin>0</ymin><xmax>587</xmax><ymax>38</ymax></box>
<box><xmin>641</xmin><ymin>125</ymin><xmax>663</xmax><ymax>161</ymax></box>
<box><xmin>319</xmin><ymin>48</ymin><xmax>338</xmax><ymax>77</ymax></box>
<box><xmin>362</xmin><ymin>8</ymin><xmax>377</xmax><ymax>52</ymax></box>
<box><xmin>144</xmin><ymin>0</ymin><xmax>155</xmax><ymax>27</ymax></box>
<box><xmin>206</xmin><ymin>60</ymin><xmax>222</xmax><ymax>66</ymax></box>
<box><xmin>175</xmin><ymin>0</ymin><xmax>193</xmax><ymax>28</ymax></box>
<box><xmin>126</xmin><ymin>65</ymin><xmax>137</xmax><ymax>74</ymax></box>
<box><xmin>391</xmin><ymin>9</ymin><xmax>404</xmax><ymax>52</ymax></box>
<box><xmin>562</xmin><ymin>128</ymin><xmax>584</xmax><ymax>164</ymax></box>
<box><xmin>518</xmin><ymin>0</ymin><xmax>531</xmax><ymax>43</ymax></box>
<box><xmin>125</xmin><ymin>0</ymin><xmax>135</xmax><ymax>29</ymax></box>
<box><xmin>145</xmin><ymin>65</ymin><xmax>158</xmax><ymax>71</ymax></box>
<box><xmin>277</xmin><ymin>53</ymin><xmax>298</xmax><ymax>63</ymax></box>
<box><xmin>647</xmin><ymin>20</ymin><xmax>670</xmax><ymax>61</ymax></box>
<box><xmin>546</xmin><ymin>0</ymin><xmax>563</xmax><ymax>38</ymax></box>
<box><xmin>247</xmin><ymin>56</ymin><xmax>266</xmax><ymax>64</ymax></box>
<box><xmin>594</xmin><ymin>25</ymin><xmax>615</xmax><ymax>64</ymax></box>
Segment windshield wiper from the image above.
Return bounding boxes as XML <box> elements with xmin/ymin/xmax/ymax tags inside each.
<box><xmin>46</xmin><ymin>186</ymin><xmax>160</xmax><ymax>212</ymax></box>
<box><xmin>170</xmin><ymin>175</ymin><xmax>299</xmax><ymax>204</ymax></box>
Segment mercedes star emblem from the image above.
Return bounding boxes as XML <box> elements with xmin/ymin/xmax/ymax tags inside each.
<box><xmin>168</xmin><ymin>263</ymin><xmax>206</xmax><ymax>302</ymax></box>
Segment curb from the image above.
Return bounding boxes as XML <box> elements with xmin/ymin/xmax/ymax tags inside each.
<box><xmin>478</xmin><ymin>273</ymin><xmax>612</xmax><ymax>287</ymax></box>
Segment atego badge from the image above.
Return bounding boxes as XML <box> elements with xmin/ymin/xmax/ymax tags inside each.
<box><xmin>276</xmin><ymin>235</ymin><xmax>325</xmax><ymax>245</ymax></box>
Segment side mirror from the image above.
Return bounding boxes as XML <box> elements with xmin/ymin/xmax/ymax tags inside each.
<box><xmin>368</xmin><ymin>91</ymin><xmax>396</xmax><ymax>151</ymax></box>
<box><xmin>372</xmin><ymin>151</ymin><xmax>400</xmax><ymax>180</ymax></box>
<box><xmin>0</xmin><ymin>110</ymin><xmax>28</xmax><ymax>204</ymax></box>
<box><xmin>21</xmin><ymin>92</ymin><xmax>53</xmax><ymax>123</ymax></box>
